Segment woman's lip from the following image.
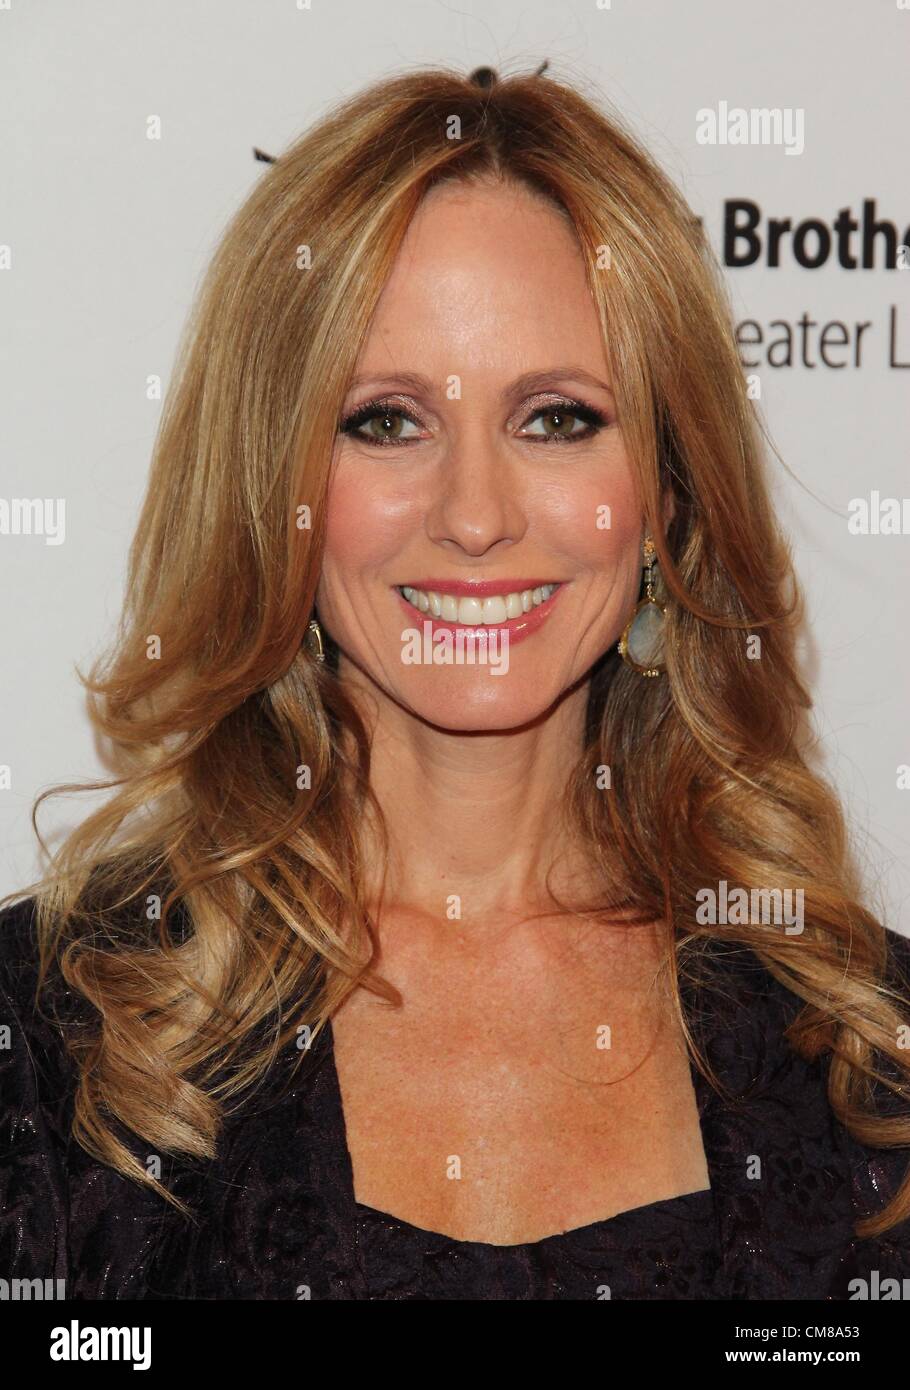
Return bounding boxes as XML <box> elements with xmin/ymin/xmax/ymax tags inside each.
<box><xmin>398</xmin><ymin>578</ymin><xmax>562</xmax><ymax>597</ymax></box>
<box><xmin>394</xmin><ymin>584</ymin><xmax>565</xmax><ymax>645</ymax></box>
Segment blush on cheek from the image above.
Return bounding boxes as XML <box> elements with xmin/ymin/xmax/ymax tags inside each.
<box><xmin>316</xmin><ymin>463</ymin><xmax>419</xmax><ymax>635</ymax></box>
<box><xmin>546</xmin><ymin>469</ymin><xmax>642</xmax><ymax>566</ymax></box>
<box><xmin>323</xmin><ymin>464</ymin><xmax>418</xmax><ymax>558</ymax></box>
<box><xmin>549</xmin><ymin>472</ymin><xmax>645</xmax><ymax>644</ymax></box>
<box><xmin>322</xmin><ymin>470</ymin><xmax>373</xmax><ymax>557</ymax></box>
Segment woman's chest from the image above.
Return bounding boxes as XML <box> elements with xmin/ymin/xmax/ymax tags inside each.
<box><xmin>329</xmin><ymin>977</ymin><xmax>710</xmax><ymax>1246</ymax></box>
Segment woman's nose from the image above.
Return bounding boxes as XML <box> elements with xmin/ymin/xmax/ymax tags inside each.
<box><xmin>423</xmin><ymin>426</ymin><xmax>528</xmax><ymax>556</ymax></box>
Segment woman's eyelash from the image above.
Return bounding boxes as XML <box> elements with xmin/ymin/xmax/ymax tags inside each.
<box><xmin>339</xmin><ymin>398</ymin><xmax>424</xmax><ymax>443</ymax></box>
<box><xmin>338</xmin><ymin>397</ymin><xmax>610</xmax><ymax>446</ymax></box>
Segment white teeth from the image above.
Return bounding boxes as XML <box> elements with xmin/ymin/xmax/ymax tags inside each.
<box><xmin>458</xmin><ymin>596</ymin><xmax>484</xmax><ymax>625</ymax></box>
<box><xmin>481</xmin><ymin>595</ymin><xmax>508</xmax><ymax>624</ymax></box>
<box><xmin>399</xmin><ymin>582</ymin><xmax>560</xmax><ymax>624</ymax></box>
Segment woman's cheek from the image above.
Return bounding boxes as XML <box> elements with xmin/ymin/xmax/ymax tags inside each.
<box><xmin>323</xmin><ymin>463</ymin><xmax>414</xmax><ymax>564</ymax></box>
<box><xmin>541</xmin><ymin>467</ymin><xmax>641</xmax><ymax>568</ymax></box>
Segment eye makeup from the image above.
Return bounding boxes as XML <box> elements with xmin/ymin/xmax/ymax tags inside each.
<box><xmin>338</xmin><ymin>394</ymin><xmax>612</xmax><ymax>447</ymax></box>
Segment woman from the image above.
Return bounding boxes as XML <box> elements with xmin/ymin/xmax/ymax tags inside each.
<box><xmin>1</xmin><ymin>64</ymin><xmax>909</xmax><ymax>1301</ymax></box>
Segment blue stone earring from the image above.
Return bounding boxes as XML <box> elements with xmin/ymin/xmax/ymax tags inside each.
<box><xmin>618</xmin><ymin>537</ymin><xmax>666</xmax><ymax>677</ymax></box>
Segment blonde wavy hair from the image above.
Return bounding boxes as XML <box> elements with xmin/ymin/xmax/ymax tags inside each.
<box><xmin>5</xmin><ymin>64</ymin><xmax>909</xmax><ymax>1236</ymax></box>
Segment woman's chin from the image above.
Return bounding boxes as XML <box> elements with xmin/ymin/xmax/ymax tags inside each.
<box><xmin>397</xmin><ymin>677</ymin><xmax>562</xmax><ymax>733</ymax></box>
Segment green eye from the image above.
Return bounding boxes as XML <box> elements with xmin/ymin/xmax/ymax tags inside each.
<box><xmin>529</xmin><ymin>408</ymin><xmax>584</xmax><ymax>437</ymax></box>
<box><xmin>520</xmin><ymin>402</ymin><xmax>608</xmax><ymax>442</ymax></box>
<box><xmin>340</xmin><ymin>403</ymin><xmax>423</xmax><ymax>446</ymax></box>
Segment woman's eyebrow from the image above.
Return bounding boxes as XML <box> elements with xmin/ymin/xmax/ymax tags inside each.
<box><xmin>346</xmin><ymin>371</ymin><xmax>434</xmax><ymax>395</ymax></box>
<box><xmin>507</xmin><ymin>367</ymin><xmax>614</xmax><ymax>399</ymax></box>
<box><xmin>345</xmin><ymin>366</ymin><xmax>614</xmax><ymax>399</ymax></box>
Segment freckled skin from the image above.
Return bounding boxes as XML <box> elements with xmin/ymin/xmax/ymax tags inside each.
<box><xmin>317</xmin><ymin>179</ymin><xmax>644</xmax><ymax>732</ymax></box>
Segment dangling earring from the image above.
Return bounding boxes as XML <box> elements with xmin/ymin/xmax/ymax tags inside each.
<box><xmin>306</xmin><ymin>616</ymin><xmax>326</xmax><ymax>663</ymax></box>
<box><xmin>618</xmin><ymin>537</ymin><xmax>666</xmax><ymax>677</ymax></box>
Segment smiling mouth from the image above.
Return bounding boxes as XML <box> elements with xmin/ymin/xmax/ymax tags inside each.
<box><xmin>397</xmin><ymin>583</ymin><xmax>561</xmax><ymax>625</ymax></box>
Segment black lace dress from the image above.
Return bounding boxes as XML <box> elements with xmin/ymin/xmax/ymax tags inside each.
<box><xmin>2</xmin><ymin>894</ymin><xmax>909</xmax><ymax>1300</ymax></box>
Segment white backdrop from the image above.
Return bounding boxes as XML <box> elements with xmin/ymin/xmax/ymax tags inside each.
<box><xmin>1</xmin><ymin>0</ymin><xmax>908</xmax><ymax>929</ymax></box>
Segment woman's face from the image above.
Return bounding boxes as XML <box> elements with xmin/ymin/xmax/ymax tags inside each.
<box><xmin>316</xmin><ymin>177</ymin><xmax>644</xmax><ymax>730</ymax></box>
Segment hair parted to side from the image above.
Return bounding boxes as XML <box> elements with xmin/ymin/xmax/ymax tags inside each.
<box><xmin>5</xmin><ymin>63</ymin><xmax>910</xmax><ymax>1234</ymax></box>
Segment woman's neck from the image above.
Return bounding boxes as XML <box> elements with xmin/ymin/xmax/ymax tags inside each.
<box><xmin>342</xmin><ymin>667</ymin><xmax>610</xmax><ymax>932</ymax></box>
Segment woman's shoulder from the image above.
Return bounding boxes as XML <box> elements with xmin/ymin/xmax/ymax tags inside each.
<box><xmin>684</xmin><ymin>927</ymin><xmax>910</xmax><ymax>1099</ymax></box>
<box><xmin>0</xmin><ymin>891</ymin><xmax>69</xmax><ymax>1018</ymax></box>
<box><xmin>0</xmin><ymin>891</ymin><xmax>195</xmax><ymax>1294</ymax></box>
<box><xmin>883</xmin><ymin>927</ymin><xmax>910</xmax><ymax>986</ymax></box>
<box><xmin>690</xmin><ymin>926</ymin><xmax>910</xmax><ymax>1013</ymax></box>
<box><xmin>0</xmin><ymin>892</ymin><xmax>80</xmax><ymax>1104</ymax></box>
<box><xmin>0</xmin><ymin>891</ymin><xmax>43</xmax><ymax>969</ymax></box>
<box><xmin>0</xmin><ymin>895</ymin><xmax>78</xmax><ymax>1281</ymax></box>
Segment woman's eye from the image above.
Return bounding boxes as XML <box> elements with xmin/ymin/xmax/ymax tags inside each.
<box><xmin>341</xmin><ymin>406</ymin><xmax>423</xmax><ymax>445</ymax></box>
<box><xmin>339</xmin><ymin>399</ymin><xmax>607</xmax><ymax>447</ymax></box>
<box><xmin>519</xmin><ymin>405</ymin><xmax>605</xmax><ymax>442</ymax></box>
